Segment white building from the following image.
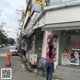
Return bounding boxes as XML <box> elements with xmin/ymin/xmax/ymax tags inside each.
<box><xmin>21</xmin><ymin>0</ymin><xmax>80</xmax><ymax>80</ymax></box>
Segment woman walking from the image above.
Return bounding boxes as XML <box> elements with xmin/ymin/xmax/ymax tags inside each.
<box><xmin>18</xmin><ymin>48</ymin><xmax>23</xmax><ymax>60</ymax></box>
<box><xmin>46</xmin><ymin>42</ymin><xmax>56</xmax><ymax>80</ymax></box>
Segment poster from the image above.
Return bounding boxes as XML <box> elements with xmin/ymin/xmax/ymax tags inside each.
<box><xmin>63</xmin><ymin>49</ymin><xmax>80</xmax><ymax>65</ymax></box>
<box><xmin>69</xmin><ymin>49</ymin><xmax>80</xmax><ymax>65</ymax></box>
<box><xmin>46</xmin><ymin>34</ymin><xmax>58</xmax><ymax>58</ymax></box>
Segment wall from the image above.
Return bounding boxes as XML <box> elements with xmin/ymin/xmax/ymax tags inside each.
<box><xmin>38</xmin><ymin>15</ymin><xmax>45</xmax><ymax>27</ymax></box>
<box><xmin>45</xmin><ymin>6</ymin><xmax>80</xmax><ymax>24</ymax></box>
<box><xmin>42</xmin><ymin>31</ymin><xmax>49</xmax><ymax>58</ymax></box>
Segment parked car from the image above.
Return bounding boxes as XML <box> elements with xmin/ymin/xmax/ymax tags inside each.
<box><xmin>9</xmin><ymin>46</ymin><xmax>18</xmax><ymax>56</ymax></box>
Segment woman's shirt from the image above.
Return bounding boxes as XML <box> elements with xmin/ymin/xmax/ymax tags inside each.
<box><xmin>46</xmin><ymin>51</ymin><xmax>56</xmax><ymax>63</ymax></box>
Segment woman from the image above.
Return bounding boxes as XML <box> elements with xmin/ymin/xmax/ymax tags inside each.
<box><xmin>46</xmin><ymin>43</ymin><xmax>56</xmax><ymax>80</ymax></box>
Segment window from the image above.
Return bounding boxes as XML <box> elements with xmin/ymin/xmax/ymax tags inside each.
<box><xmin>61</xmin><ymin>30</ymin><xmax>80</xmax><ymax>66</ymax></box>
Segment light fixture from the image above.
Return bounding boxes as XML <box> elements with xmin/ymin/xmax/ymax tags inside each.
<box><xmin>76</xmin><ymin>30</ymin><xmax>79</xmax><ymax>32</ymax></box>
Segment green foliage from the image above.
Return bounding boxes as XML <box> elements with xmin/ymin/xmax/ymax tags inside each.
<box><xmin>7</xmin><ymin>38</ymin><xmax>15</xmax><ymax>45</ymax></box>
<box><xmin>0</xmin><ymin>31</ymin><xmax>7</xmax><ymax>44</ymax></box>
<box><xmin>0</xmin><ymin>31</ymin><xmax>15</xmax><ymax>45</ymax></box>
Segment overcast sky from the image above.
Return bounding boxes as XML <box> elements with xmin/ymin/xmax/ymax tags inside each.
<box><xmin>0</xmin><ymin>0</ymin><xmax>26</xmax><ymax>39</ymax></box>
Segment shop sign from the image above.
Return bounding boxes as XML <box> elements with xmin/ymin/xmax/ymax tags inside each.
<box><xmin>33</xmin><ymin>3</ymin><xmax>42</xmax><ymax>12</ymax></box>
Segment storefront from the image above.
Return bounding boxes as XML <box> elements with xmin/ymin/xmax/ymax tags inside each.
<box><xmin>35</xmin><ymin>31</ymin><xmax>44</xmax><ymax>57</ymax></box>
<box><xmin>27</xmin><ymin>34</ymin><xmax>34</xmax><ymax>51</ymax></box>
<box><xmin>61</xmin><ymin>30</ymin><xmax>80</xmax><ymax>66</ymax></box>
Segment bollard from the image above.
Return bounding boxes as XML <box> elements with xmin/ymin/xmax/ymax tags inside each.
<box><xmin>5</xmin><ymin>51</ymin><xmax>12</xmax><ymax>67</ymax></box>
<box><xmin>6</xmin><ymin>59</ymin><xmax>11</xmax><ymax>67</ymax></box>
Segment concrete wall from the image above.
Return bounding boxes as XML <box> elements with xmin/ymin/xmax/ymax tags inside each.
<box><xmin>38</xmin><ymin>15</ymin><xmax>45</xmax><ymax>27</ymax></box>
<box><xmin>41</xmin><ymin>31</ymin><xmax>51</xmax><ymax>58</ymax></box>
<box><xmin>45</xmin><ymin>6</ymin><xmax>80</xmax><ymax>24</ymax></box>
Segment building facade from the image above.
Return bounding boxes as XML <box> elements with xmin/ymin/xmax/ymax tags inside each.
<box><xmin>20</xmin><ymin>0</ymin><xmax>80</xmax><ymax>80</ymax></box>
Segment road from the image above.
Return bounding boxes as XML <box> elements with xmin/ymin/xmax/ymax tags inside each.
<box><xmin>0</xmin><ymin>46</ymin><xmax>10</xmax><ymax>53</ymax></box>
<box><xmin>0</xmin><ymin>57</ymin><xmax>45</xmax><ymax>80</ymax></box>
<box><xmin>0</xmin><ymin>46</ymin><xmax>45</xmax><ymax>80</ymax></box>
<box><xmin>0</xmin><ymin>46</ymin><xmax>60</xmax><ymax>80</ymax></box>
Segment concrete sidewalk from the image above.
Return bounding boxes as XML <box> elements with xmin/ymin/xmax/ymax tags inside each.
<box><xmin>22</xmin><ymin>61</ymin><xmax>62</xmax><ymax>80</ymax></box>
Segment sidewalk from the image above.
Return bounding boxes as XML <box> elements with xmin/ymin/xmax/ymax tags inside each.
<box><xmin>21</xmin><ymin>60</ymin><xmax>62</xmax><ymax>80</ymax></box>
<box><xmin>32</xmin><ymin>69</ymin><xmax>62</xmax><ymax>80</ymax></box>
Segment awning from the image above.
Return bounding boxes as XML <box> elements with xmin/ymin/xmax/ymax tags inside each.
<box><xmin>42</xmin><ymin>21</ymin><xmax>80</xmax><ymax>31</ymax></box>
<box><xmin>27</xmin><ymin>27</ymin><xmax>41</xmax><ymax>39</ymax></box>
<box><xmin>27</xmin><ymin>30</ymin><xmax>34</xmax><ymax>39</ymax></box>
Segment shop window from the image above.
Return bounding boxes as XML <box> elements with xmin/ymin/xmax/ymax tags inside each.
<box><xmin>35</xmin><ymin>32</ymin><xmax>43</xmax><ymax>57</ymax></box>
<box><xmin>61</xmin><ymin>30</ymin><xmax>80</xmax><ymax>66</ymax></box>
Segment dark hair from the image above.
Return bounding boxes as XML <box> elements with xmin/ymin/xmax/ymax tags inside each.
<box><xmin>48</xmin><ymin>42</ymin><xmax>54</xmax><ymax>58</ymax></box>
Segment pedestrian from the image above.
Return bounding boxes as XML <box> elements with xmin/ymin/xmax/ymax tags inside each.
<box><xmin>46</xmin><ymin>42</ymin><xmax>56</xmax><ymax>80</ymax></box>
<box><xmin>18</xmin><ymin>48</ymin><xmax>22</xmax><ymax>60</ymax></box>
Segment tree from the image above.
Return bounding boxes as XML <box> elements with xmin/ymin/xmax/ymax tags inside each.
<box><xmin>7</xmin><ymin>38</ymin><xmax>15</xmax><ymax>45</ymax></box>
<box><xmin>0</xmin><ymin>31</ymin><xmax>15</xmax><ymax>45</ymax></box>
<box><xmin>0</xmin><ymin>31</ymin><xmax>7</xmax><ymax>44</ymax></box>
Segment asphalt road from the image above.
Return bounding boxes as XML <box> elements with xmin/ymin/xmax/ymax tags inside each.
<box><xmin>0</xmin><ymin>45</ymin><xmax>11</xmax><ymax>53</ymax></box>
<box><xmin>0</xmin><ymin>56</ymin><xmax>45</xmax><ymax>80</ymax></box>
<box><xmin>0</xmin><ymin>46</ymin><xmax>45</xmax><ymax>80</ymax></box>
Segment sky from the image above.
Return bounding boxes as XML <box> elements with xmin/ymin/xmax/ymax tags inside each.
<box><xmin>0</xmin><ymin>0</ymin><xmax>26</xmax><ymax>39</ymax></box>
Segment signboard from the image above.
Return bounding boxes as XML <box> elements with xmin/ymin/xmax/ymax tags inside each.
<box><xmin>69</xmin><ymin>49</ymin><xmax>80</xmax><ymax>65</ymax></box>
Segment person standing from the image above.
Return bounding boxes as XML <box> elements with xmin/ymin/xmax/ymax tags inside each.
<box><xmin>46</xmin><ymin>42</ymin><xmax>56</xmax><ymax>80</ymax></box>
<box><xmin>18</xmin><ymin>48</ymin><xmax>23</xmax><ymax>60</ymax></box>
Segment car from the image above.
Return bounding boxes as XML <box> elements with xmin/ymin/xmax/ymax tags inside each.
<box><xmin>9</xmin><ymin>46</ymin><xmax>18</xmax><ymax>56</ymax></box>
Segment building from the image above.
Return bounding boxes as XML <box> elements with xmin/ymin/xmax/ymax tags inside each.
<box><xmin>20</xmin><ymin>0</ymin><xmax>80</xmax><ymax>80</ymax></box>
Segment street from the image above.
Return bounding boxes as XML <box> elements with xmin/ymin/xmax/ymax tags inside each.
<box><xmin>0</xmin><ymin>46</ymin><xmax>45</xmax><ymax>80</ymax></box>
<box><xmin>0</xmin><ymin>46</ymin><xmax>10</xmax><ymax>53</ymax></box>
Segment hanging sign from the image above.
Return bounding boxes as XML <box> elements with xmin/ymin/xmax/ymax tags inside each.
<box><xmin>33</xmin><ymin>3</ymin><xmax>42</xmax><ymax>12</ymax></box>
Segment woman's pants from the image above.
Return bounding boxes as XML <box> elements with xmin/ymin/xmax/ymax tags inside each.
<box><xmin>46</xmin><ymin>62</ymin><xmax>54</xmax><ymax>80</ymax></box>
